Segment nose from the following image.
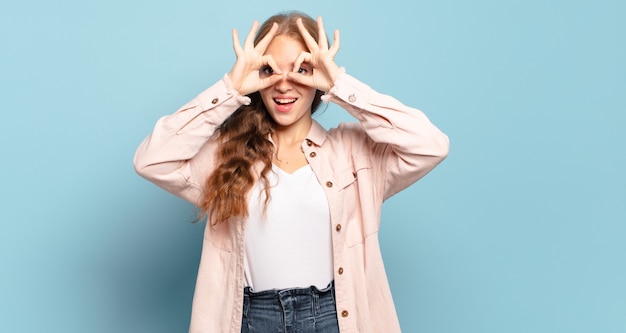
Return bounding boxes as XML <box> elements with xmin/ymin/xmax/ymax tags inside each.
<box><xmin>274</xmin><ymin>73</ymin><xmax>293</xmax><ymax>92</ymax></box>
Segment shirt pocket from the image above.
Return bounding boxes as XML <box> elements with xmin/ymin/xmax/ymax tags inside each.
<box><xmin>337</xmin><ymin>157</ymin><xmax>377</xmax><ymax>247</ymax></box>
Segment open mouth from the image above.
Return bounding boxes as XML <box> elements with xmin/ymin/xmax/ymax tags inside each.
<box><xmin>274</xmin><ymin>98</ymin><xmax>297</xmax><ymax>105</ymax></box>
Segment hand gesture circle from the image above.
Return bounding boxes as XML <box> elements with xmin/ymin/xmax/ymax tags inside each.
<box><xmin>287</xmin><ymin>17</ymin><xmax>341</xmax><ymax>93</ymax></box>
<box><xmin>227</xmin><ymin>21</ymin><xmax>282</xmax><ymax>96</ymax></box>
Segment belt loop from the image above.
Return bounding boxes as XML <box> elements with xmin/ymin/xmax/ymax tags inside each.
<box><xmin>242</xmin><ymin>290</ymin><xmax>250</xmax><ymax>317</ymax></box>
<box><xmin>312</xmin><ymin>288</ymin><xmax>320</xmax><ymax>316</ymax></box>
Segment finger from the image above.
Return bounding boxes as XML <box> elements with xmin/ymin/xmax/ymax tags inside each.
<box><xmin>255</xmin><ymin>22</ymin><xmax>278</xmax><ymax>53</ymax></box>
<box><xmin>286</xmin><ymin>71</ymin><xmax>313</xmax><ymax>87</ymax></box>
<box><xmin>296</xmin><ymin>18</ymin><xmax>319</xmax><ymax>52</ymax></box>
<box><xmin>264</xmin><ymin>54</ymin><xmax>282</xmax><ymax>75</ymax></box>
<box><xmin>316</xmin><ymin>16</ymin><xmax>329</xmax><ymax>49</ymax></box>
<box><xmin>243</xmin><ymin>20</ymin><xmax>259</xmax><ymax>49</ymax></box>
<box><xmin>232</xmin><ymin>28</ymin><xmax>242</xmax><ymax>56</ymax></box>
<box><xmin>292</xmin><ymin>51</ymin><xmax>312</xmax><ymax>73</ymax></box>
<box><xmin>329</xmin><ymin>29</ymin><xmax>340</xmax><ymax>57</ymax></box>
<box><xmin>259</xmin><ymin>73</ymin><xmax>283</xmax><ymax>91</ymax></box>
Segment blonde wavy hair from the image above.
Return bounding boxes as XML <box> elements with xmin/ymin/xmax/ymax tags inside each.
<box><xmin>199</xmin><ymin>11</ymin><xmax>326</xmax><ymax>225</ymax></box>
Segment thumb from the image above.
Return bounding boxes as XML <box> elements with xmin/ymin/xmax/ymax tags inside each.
<box><xmin>286</xmin><ymin>72</ymin><xmax>315</xmax><ymax>89</ymax></box>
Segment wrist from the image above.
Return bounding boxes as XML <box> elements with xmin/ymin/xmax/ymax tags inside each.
<box><xmin>223</xmin><ymin>74</ymin><xmax>251</xmax><ymax>105</ymax></box>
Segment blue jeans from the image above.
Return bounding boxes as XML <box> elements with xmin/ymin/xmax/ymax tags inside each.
<box><xmin>241</xmin><ymin>281</ymin><xmax>340</xmax><ymax>333</ymax></box>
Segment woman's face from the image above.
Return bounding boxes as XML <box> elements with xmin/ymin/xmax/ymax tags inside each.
<box><xmin>260</xmin><ymin>35</ymin><xmax>317</xmax><ymax>131</ymax></box>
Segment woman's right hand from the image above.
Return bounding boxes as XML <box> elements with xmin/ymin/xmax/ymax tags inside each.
<box><xmin>227</xmin><ymin>21</ymin><xmax>282</xmax><ymax>96</ymax></box>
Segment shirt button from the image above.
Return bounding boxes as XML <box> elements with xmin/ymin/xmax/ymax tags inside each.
<box><xmin>338</xmin><ymin>267</ymin><xmax>344</xmax><ymax>275</ymax></box>
<box><xmin>336</xmin><ymin>224</ymin><xmax>342</xmax><ymax>232</ymax></box>
<box><xmin>341</xmin><ymin>310</ymin><xmax>349</xmax><ymax>317</ymax></box>
<box><xmin>309</xmin><ymin>152</ymin><xmax>317</xmax><ymax>158</ymax></box>
<box><xmin>348</xmin><ymin>94</ymin><xmax>356</xmax><ymax>103</ymax></box>
<box><xmin>306</xmin><ymin>139</ymin><xmax>313</xmax><ymax>146</ymax></box>
<box><xmin>326</xmin><ymin>181</ymin><xmax>333</xmax><ymax>188</ymax></box>
<box><xmin>211</xmin><ymin>98</ymin><xmax>219</xmax><ymax>104</ymax></box>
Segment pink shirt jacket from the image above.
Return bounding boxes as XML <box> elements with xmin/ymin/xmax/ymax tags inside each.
<box><xmin>134</xmin><ymin>69</ymin><xmax>449</xmax><ymax>333</ymax></box>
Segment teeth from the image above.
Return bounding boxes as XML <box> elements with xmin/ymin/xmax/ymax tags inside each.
<box><xmin>274</xmin><ymin>98</ymin><xmax>297</xmax><ymax>104</ymax></box>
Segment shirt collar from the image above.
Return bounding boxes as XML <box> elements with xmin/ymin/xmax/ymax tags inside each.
<box><xmin>305</xmin><ymin>120</ymin><xmax>328</xmax><ymax>146</ymax></box>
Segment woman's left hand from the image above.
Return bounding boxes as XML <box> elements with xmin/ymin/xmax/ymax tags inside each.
<box><xmin>287</xmin><ymin>16</ymin><xmax>340</xmax><ymax>93</ymax></box>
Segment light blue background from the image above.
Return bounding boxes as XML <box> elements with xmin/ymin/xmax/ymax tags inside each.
<box><xmin>1</xmin><ymin>0</ymin><xmax>624</xmax><ymax>332</ymax></box>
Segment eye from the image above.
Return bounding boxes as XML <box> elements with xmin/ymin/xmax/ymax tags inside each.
<box><xmin>296</xmin><ymin>64</ymin><xmax>313</xmax><ymax>76</ymax></box>
<box><xmin>260</xmin><ymin>65</ymin><xmax>274</xmax><ymax>77</ymax></box>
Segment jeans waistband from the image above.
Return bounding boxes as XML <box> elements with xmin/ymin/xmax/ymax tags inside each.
<box><xmin>243</xmin><ymin>280</ymin><xmax>335</xmax><ymax>299</ymax></box>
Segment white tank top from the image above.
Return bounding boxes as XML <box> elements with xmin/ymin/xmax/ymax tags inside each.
<box><xmin>243</xmin><ymin>164</ymin><xmax>333</xmax><ymax>291</ymax></box>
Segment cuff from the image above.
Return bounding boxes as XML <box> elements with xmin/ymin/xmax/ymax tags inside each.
<box><xmin>223</xmin><ymin>74</ymin><xmax>252</xmax><ymax>105</ymax></box>
<box><xmin>321</xmin><ymin>67</ymin><xmax>347</xmax><ymax>102</ymax></box>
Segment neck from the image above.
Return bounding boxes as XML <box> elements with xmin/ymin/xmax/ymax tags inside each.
<box><xmin>272</xmin><ymin>121</ymin><xmax>312</xmax><ymax>147</ymax></box>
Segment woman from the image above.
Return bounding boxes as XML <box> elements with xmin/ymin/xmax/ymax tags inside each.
<box><xmin>134</xmin><ymin>11</ymin><xmax>449</xmax><ymax>333</ymax></box>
